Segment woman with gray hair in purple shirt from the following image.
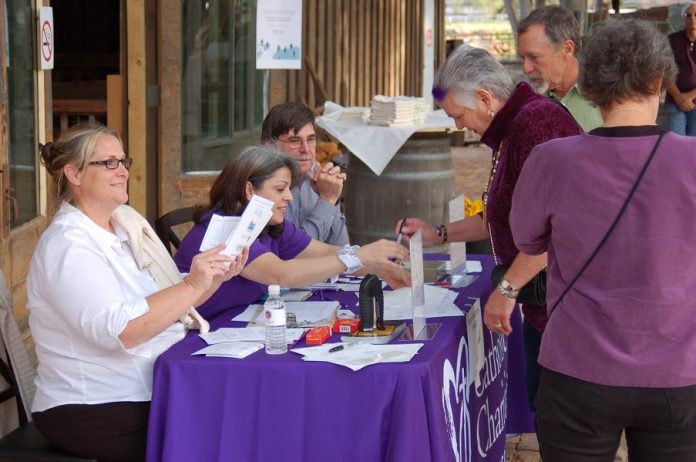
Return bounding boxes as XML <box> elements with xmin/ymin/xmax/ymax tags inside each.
<box><xmin>510</xmin><ymin>18</ymin><xmax>696</xmax><ymax>460</ymax></box>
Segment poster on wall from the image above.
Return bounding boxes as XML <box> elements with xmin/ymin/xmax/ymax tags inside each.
<box><xmin>256</xmin><ymin>0</ymin><xmax>302</xmax><ymax>69</ymax></box>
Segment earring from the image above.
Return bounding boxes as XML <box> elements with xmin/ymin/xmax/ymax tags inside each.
<box><xmin>487</xmin><ymin>109</ymin><xmax>495</xmax><ymax>119</ymax></box>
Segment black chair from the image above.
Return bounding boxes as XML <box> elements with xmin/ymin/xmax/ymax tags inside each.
<box><xmin>154</xmin><ymin>206</ymin><xmax>194</xmax><ymax>255</ymax></box>
<box><xmin>0</xmin><ymin>272</ymin><xmax>96</xmax><ymax>462</ymax></box>
<box><xmin>0</xmin><ymin>407</ymin><xmax>96</xmax><ymax>462</ymax></box>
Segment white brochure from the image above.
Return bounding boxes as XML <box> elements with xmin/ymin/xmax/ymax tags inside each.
<box><xmin>199</xmin><ymin>194</ymin><xmax>274</xmax><ymax>257</ymax></box>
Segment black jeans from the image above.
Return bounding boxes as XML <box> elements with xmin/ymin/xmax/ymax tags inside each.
<box><xmin>536</xmin><ymin>368</ymin><xmax>696</xmax><ymax>462</ymax></box>
<box><xmin>33</xmin><ymin>401</ymin><xmax>150</xmax><ymax>462</ymax></box>
<box><xmin>522</xmin><ymin>318</ymin><xmax>542</xmax><ymax>412</ymax></box>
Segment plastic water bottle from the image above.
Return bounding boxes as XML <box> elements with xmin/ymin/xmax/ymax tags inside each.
<box><xmin>264</xmin><ymin>285</ymin><xmax>287</xmax><ymax>354</ymax></box>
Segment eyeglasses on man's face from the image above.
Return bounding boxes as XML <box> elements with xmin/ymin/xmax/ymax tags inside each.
<box><xmin>88</xmin><ymin>157</ymin><xmax>134</xmax><ymax>170</ymax></box>
<box><xmin>276</xmin><ymin>136</ymin><xmax>317</xmax><ymax>150</ymax></box>
<box><xmin>685</xmin><ymin>12</ymin><xmax>696</xmax><ymax>19</ymax></box>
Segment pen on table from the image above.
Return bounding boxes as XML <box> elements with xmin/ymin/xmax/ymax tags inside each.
<box><xmin>328</xmin><ymin>345</ymin><xmax>344</xmax><ymax>353</ymax></box>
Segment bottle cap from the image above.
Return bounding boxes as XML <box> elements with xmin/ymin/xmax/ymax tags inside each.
<box><xmin>268</xmin><ymin>284</ymin><xmax>281</xmax><ymax>296</ymax></box>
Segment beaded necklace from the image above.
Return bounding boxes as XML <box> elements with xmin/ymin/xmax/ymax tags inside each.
<box><xmin>482</xmin><ymin>145</ymin><xmax>502</xmax><ymax>264</ymax></box>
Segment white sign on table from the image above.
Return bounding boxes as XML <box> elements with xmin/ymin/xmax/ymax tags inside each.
<box><xmin>466</xmin><ymin>299</ymin><xmax>485</xmax><ymax>389</ymax></box>
<box><xmin>410</xmin><ymin>230</ymin><xmax>426</xmax><ymax>339</ymax></box>
<box><xmin>449</xmin><ymin>195</ymin><xmax>467</xmax><ymax>271</ymax></box>
<box><xmin>256</xmin><ymin>0</ymin><xmax>302</xmax><ymax>69</ymax></box>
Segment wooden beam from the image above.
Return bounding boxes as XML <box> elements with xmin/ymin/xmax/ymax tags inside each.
<box><xmin>106</xmin><ymin>74</ymin><xmax>124</xmax><ymax>137</ymax></box>
<box><xmin>126</xmin><ymin>0</ymin><xmax>148</xmax><ymax>216</ymax></box>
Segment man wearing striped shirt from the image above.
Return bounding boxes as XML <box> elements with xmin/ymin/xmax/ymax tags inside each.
<box><xmin>262</xmin><ymin>102</ymin><xmax>349</xmax><ymax>245</ymax></box>
<box><xmin>517</xmin><ymin>5</ymin><xmax>602</xmax><ymax>132</ymax></box>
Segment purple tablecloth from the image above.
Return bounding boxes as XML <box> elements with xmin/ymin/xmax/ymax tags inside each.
<box><xmin>147</xmin><ymin>255</ymin><xmax>534</xmax><ymax>462</ymax></box>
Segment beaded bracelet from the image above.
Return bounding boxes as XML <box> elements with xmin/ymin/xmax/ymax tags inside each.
<box><xmin>436</xmin><ymin>224</ymin><xmax>449</xmax><ymax>244</ymax></box>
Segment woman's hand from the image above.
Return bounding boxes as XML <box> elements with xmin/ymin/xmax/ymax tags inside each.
<box><xmin>185</xmin><ymin>244</ymin><xmax>235</xmax><ymax>291</ymax></box>
<box><xmin>394</xmin><ymin>218</ymin><xmax>440</xmax><ymax>246</ymax></box>
<box><xmin>357</xmin><ymin>239</ymin><xmax>410</xmax><ymax>271</ymax></box>
<box><xmin>377</xmin><ymin>265</ymin><xmax>411</xmax><ymax>289</ymax></box>
<box><xmin>217</xmin><ymin>246</ymin><xmax>250</xmax><ymax>283</ymax></box>
<box><xmin>483</xmin><ymin>290</ymin><xmax>516</xmax><ymax>336</ymax></box>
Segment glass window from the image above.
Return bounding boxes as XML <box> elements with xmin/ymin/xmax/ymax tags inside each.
<box><xmin>6</xmin><ymin>0</ymin><xmax>38</xmax><ymax>227</ymax></box>
<box><xmin>181</xmin><ymin>0</ymin><xmax>264</xmax><ymax>172</ymax></box>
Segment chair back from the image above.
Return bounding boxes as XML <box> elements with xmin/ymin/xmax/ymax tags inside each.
<box><xmin>0</xmin><ymin>271</ymin><xmax>36</xmax><ymax>427</ymax></box>
<box><xmin>154</xmin><ymin>206</ymin><xmax>194</xmax><ymax>255</ymax></box>
<box><xmin>0</xmin><ymin>272</ymin><xmax>99</xmax><ymax>461</ymax></box>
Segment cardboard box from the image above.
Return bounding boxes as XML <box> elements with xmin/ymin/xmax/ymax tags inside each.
<box><xmin>306</xmin><ymin>326</ymin><xmax>332</xmax><ymax>345</ymax></box>
<box><xmin>332</xmin><ymin>318</ymin><xmax>361</xmax><ymax>334</ymax></box>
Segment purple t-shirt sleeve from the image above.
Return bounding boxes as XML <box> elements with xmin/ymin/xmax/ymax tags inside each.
<box><xmin>173</xmin><ymin>223</ymin><xmax>207</xmax><ymax>272</ymax></box>
<box><xmin>247</xmin><ymin>220</ymin><xmax>312</xmax><ymax>262</ymax></box>
<box><xmin>510</xmin><ymin>143</ymin><xmax>553</xmax><ymax>256</ymax></box>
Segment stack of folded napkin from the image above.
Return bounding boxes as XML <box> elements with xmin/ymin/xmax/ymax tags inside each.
<box><xmin>368</xmin><ymin>95</ymin><xmax>429</xmax><ymax>126</ymax></box>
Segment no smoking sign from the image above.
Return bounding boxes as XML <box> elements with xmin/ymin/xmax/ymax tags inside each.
<box><xmin>38</xmin><ymin>7</ymin><xmax>54</xmax><ymax>69</ymax></box>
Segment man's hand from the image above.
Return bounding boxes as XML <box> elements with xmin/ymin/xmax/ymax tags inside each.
<box><xmin>313</xmin><ymin>162</ymin><xmax>345</xmax><ymax>205</ymax></box>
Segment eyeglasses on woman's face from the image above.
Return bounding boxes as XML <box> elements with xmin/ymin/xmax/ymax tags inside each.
<box><xmin>88</xmin><ymin>157</ymin><xmax>134</xmax><ymax>170</ymax></box>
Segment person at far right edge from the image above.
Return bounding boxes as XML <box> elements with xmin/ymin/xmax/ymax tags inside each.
<box><xmin>498</xmin><ymin>18</ymin><xmax>696</xmax><ymax>461</ymax></box>
<box><xmin>665</xmin><ymin>2</ymin><xmax>696</xmax><ymax>136</ymax></box>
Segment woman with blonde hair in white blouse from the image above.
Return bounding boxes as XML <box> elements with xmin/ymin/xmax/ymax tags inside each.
<box><xmin>27</xmin><ymin>124</ymin><xmax>248</xmax><ymax>462</ymax></box>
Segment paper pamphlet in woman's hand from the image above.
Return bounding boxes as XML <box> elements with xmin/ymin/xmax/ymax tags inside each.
<box><xmin>199</xmin><ymin>195</ymin><xmax>275</xmax><ymax>256</ymax></box>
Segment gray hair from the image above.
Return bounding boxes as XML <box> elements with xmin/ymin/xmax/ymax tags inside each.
<box><xmin>579</xmin><ymin>18</ymin><xmax>677</xmax><ymax>109</ymax></box>
<box><xmin>682</xmin><ymin>2</ymin><xmax>696</xmax><ymax>16</ymax></box>
<box><xmin>518</xmin><ymin>5</ymin><xmax>581</xmax><ymax>56</ymax></box>
<box><xmin>432</xmin><ymin>45</ymin><xmax>514</xmax><ymax>108</ymax></box>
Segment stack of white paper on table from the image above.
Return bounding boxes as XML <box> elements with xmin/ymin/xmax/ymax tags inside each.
<box><xmin>338</xmin><ymin>106</ymin><xmax>369</xmax><ymax>123</ymax></box>
<box><xmin>383</xmin><ymin>284</ymin><xmax>463</xmax><ymax>320</ymax></box>
<box><xmin>232</xmin><ymin>301</ymin><xmax>339</xmax><ymax>328</ymax></box>
<box><xmin>292</xmin><ymin>343</ymin><xmax>424</xmax><ymax>371</ymax></box>
<box><xmin>368</xmin><ymin>95</ymin><xmax>429</xmax><ymax>126</ymax></box>
<box><xmin>192</xmin><ymin>327</ymin><xmax>306</xmax><ymax>358</ymax></box>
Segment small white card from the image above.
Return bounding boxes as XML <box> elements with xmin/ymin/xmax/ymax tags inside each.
<box><xmin>449</xmin><ymin>195</ymin><xmax>467</xmax><ymax>271</ymax></box>
<box><xmin>192</xmin><ymin>342</ymin><xmax>264</xmax><ymax>359</ymax></box>
<box><xmin>466</xmin><ymin>299</ymin><xmax>485</xmax><ymax>389</ymax></box>
<box><xmin>410</xmin><ymin>229</ymin><xmax>426</xmax><ymax>338</ymax></box>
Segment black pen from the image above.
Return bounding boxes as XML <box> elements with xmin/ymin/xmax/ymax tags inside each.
<box><xmin>328</xmin><ymin>345</ymin><xmax>344</xmax><ymax>353</ymax></box>
<box><xmin>396</xmin><ymin>217</ymin><xmax>407</xmax><ymax>246</ymax></box>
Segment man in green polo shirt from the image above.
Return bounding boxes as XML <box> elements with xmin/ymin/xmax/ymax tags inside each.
<box><xmin>517</xmin><ymin>5</ymin><xmax>602</xmax><ymax>132</ymax></box>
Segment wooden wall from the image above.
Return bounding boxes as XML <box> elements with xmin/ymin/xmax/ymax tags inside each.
<box><xmin>269</xmin><ymin>0</ymin><xmax>446</xmax><ymax>109</ymax></box>
<box><xmin>160</xmin><ymin>0</ymin><xmax>446</xmax><ymax>217</ymax></box>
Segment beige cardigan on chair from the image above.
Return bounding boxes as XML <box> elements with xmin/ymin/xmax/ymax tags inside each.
<box><xmin>111</xmin><ymin>205</ymin><xmax>210</xmax><ymax>334</ymax></box>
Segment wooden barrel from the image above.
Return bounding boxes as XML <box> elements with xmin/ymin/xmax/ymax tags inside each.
<box><xmin>344</xmin><ymin>131</ymin><xmax>455</xmax><ymax>245</ymax></box>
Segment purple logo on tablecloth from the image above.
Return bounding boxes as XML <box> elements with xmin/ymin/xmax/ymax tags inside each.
<box><xmin>442</xmin><ymin>336</ymin><xmax>471</xmax><ymax>462</ymax></box>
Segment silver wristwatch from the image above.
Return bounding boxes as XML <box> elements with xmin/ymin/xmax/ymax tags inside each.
<box><xmin>497</xmin><ymin>279</ymin><xmax>519</xmax><ymax>300</ymax></box>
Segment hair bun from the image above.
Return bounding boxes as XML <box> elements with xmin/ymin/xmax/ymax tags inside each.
<box><xmin>38</xmin><ymin>142</ymin><xmax>55</xmax><ymax>166</ymax></box>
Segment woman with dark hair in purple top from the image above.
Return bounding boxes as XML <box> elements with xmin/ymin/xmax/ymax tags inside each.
<box><xmin>397</xmin><ymin>44</ymin><xmax>580</xmax><ymax>412</ymax></box>
<box><xmin>175</xmin><ymin>145</ymin><xmax>410</xmax><ymax>321</ymax></box>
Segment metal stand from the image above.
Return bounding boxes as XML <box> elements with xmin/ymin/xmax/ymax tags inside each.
<box><xmin>399</xmin><ymin>323</ymin><xmax>441</xmax><ymax>341</ymax></box>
